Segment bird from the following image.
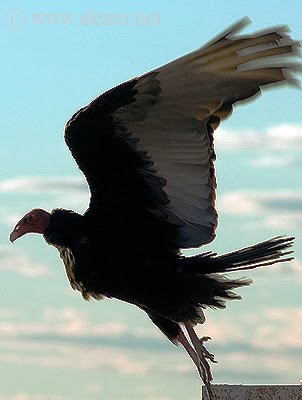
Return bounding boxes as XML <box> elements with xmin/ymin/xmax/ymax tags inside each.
<box><xmin>10</xmin><ymin>18</ymin><xmax>299</xmax><ymax>397</ymax></box>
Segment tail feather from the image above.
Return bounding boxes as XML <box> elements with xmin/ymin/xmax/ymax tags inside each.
<box><xmin>179</xmin><ymin>236</ymin><xmax>294</xmax><ymax>275</ymax></box>
<box><xmin>187</xmin><ymin>274</ymin><xmax>253</xmax><ymax>320</ymax></box>
<box><xmin>177</xmin><ymin>236</ymin><xmax>294</xmax><ymax>321</ymax></box>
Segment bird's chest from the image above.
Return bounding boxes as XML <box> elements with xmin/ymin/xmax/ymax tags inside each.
<box><xmin>55</xmin><ymin>241</ymin><xmax>145</xmax><ymax>302</ymax></box>
<box><xmin>55</xmin><ymin>243</ymin><xmax>102</xmax><ymax>300</ymax></box>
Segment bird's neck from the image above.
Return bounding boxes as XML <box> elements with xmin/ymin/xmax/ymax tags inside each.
<box><xmin>43</xmin><ymin>208</ymin><xmax>84</xmax><ymax>247</ymax></box>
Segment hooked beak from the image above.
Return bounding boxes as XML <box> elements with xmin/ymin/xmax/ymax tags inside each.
<box><xmin>10</xmin><ymin>223</ymin><xmax>25</xmax><ymax>243</ymax></box>
<box><xmin>9</xmin><ymin>209</ymin><xmax>51</xmax><ymax>243</ymax></box>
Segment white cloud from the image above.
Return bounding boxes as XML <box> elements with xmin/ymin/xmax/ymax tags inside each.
<box><xmin>285</xmin><ymin>258</ymin><xmax>302</xmax><ymax>279</ymax></box>
<box><xmin>0</xmin><ymin>176</ymin><xmax>87</xmax><ymax>195</ymax></box>
<box><xmin>0</xmin><ymin>306</ymin><xmax>129</xmax><ymax>339</ymax></box>
<box><xmin>251</xmin><ymin>155</ymin><xmax>299</xmax><ymax>168</ymax></box>
<box><xmin>144</xmin><ymin>397</ymin><xmax>173</xmax><ymax>400</ymax></box>
<box><xmin>0</xmin><ymin>176</ymin><xmax>89</xmax><ymax>212</ymax></box>
<box><xmin>219</xmin><ymin>190</ymin><xmax>302</xmax><ymax>230</ymax></box>
<box><xmin>42</xmin><ymin>307</ymin><xmax>128</xmax><ymax>337</ymax></box>
<box><xmin>192</xmin><ymin>307</ymin><xmax>302</xmax><ymax>381</ymax></box>
<box><xmin>220</xmin><ymin>190</ymin><xmax>302</xmax><ymax>214</ymax></box>
<box><xmin>0</xmin><ymin>306</ymin><xmax>163</xmax><ymax>361</ymax></box>
<box><xmin>266</xmin><ymin>124</ymin><xmax>302</xmax><ymax>150</ymax></box>
<box><xmin>195</xmin><ymin>319</ymin><xmax>246</xmax><ymax>345</ymax></box>
<box><xmin>0</xmin><ymin>247</ymin><xmax>51</xmax><ymax>278</ymax></box>
<box><xmin>252</xmin><ymin>307</ymin><xmax>302</xmax><ymax>349</ymax></box>
<box><xmin>0</xmin><ymin>345</ymin><xmax>151</xmax><ymax>374</ymax></box>
<box><xmin>0</xmin><ymin>337</ymin><xmax>195</xmax><ymax>378</ymax></box>
<box><xmin>0</xmin><ymin>207</ymin><xmax>22</xmax><ymax>226</ymax></box>
<box><xmin>0</xmin><ymin>395</ymin><xmax>67</xmax><ymax>400</ymax></box>
<box><xmin>216</xmin><ymin>350</ymin><xmax>302</xmax><ymax>379</ymax></box>
<box><xmin>86</xmin><ymin>383</ymin><xmax>102</xmax><ymax>394</ymax></box>
<box><xmin>198</xmin><ymin>307</ymin><xmax>302</xmax><ymax>350</ymax></box>
<box><xmin>0</xmin><ymin>306</ymin><xmax>152</xmax><ymax>375</ymax></box>
<box><xmin>219</xmin><ymin>192</ymin><xmax>263</xmax><ymax>215</ymax></box>
<box><xmin>0</xmin><ymin>392</ymin><xmax>173</xmax><ymax>400</ymax></box>
<box><xmin>266</xmin><ymin>258</ymin><xmax>302</xmax><ymax>284</ymax></box>
<box><xmin>266</xmin><ymin>213</ymin><xmax>302</xmax><ymax>230</ymax></box>
<box><xmin>0</xmin><ymin>305</ymin><xmax>301</xmax><ymax>382</ymax></box>
<box><xmin>216</xmin><ymin>124</ymin><xmax>302</xmax><ymax>151</ymax></box>
<box><xmin>216</xmin><ymin>128</ymin><xmax>263</xmax><ymax>150</ymax></box>
<box><xmin>0</xmin><ymin>308</ymin><xmax>20</xmax><ymax>319</ymax></box>
<box><xmin>0</xmin><ymin>306</ymin><xmax>209</xmax><ymax>377</ymax></box>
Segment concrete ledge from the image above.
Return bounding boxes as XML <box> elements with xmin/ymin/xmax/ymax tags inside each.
<box><xmin>202</xmin><ymin>385</ymin><xmax>302</xmax><ymax>399</ymax></box>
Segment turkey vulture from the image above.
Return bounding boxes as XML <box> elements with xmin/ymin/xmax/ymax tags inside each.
<box><xmin>10</xmin><ymin>18</ymin><xmax>298</xmax><ymax>397</ymax></box>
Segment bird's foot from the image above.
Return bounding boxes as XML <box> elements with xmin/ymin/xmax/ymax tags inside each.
<box><xmin>177</xmin><ymin>327</ymin><xmax>213</xmax><ymax>391</ymax></box>
<box><xmin>184</xmin><ymin>322</ymin><xmax>216</xmax><ymax>399</ymax></box>
<box><xmin>197</xmin><ymin>342</ymin><xmax>215</xmax><ymax>400</ymax></box>
<box><xmin>199</xmin><ymin>336</ymin><xmax>217</xmax><ymax>363</ymax></box>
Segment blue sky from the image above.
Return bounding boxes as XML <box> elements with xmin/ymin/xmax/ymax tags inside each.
<box><xmin>0</xmin><ymin>1</ymin><xmax>302</xmax><ymax>399</ymax></box>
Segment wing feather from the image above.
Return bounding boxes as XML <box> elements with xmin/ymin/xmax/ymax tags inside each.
<box><xmin>65</xmin><ymin>19</ymin><xmax>299</xmax><ymax>249</ymax></box>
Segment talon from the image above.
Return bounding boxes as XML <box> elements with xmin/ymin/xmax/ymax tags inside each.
<box><xmin>184</xmin><ymin>321</ymin><xmax>215</xmax><ymax>398</ymax></box>
<box><xmin>208</xmin><ymin>353</ymin><xmax>217</xmax><ymax>363</ymax></box>
<box><xmin>201</xmin><ymin>344</ymin><xmax>216</xmax><ymax>363</ymax></box>
<box><xmin>200</xmin><ymin>335</ymin><xmax>212</xmax><ymax>343</ymax></box>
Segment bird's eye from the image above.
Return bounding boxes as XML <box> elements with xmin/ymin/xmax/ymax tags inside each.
<box><xmin>25</xmin><ymin>215</ymin><xmax>35</xmax><ymax>224</ymax></box>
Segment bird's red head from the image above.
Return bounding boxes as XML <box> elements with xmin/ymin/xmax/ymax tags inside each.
<box><xmin>10</xmin><ymin>209</ymin><xmax>51</xmax><ymax>242</ymax></box>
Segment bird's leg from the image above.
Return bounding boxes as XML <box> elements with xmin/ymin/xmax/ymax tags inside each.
<box><xmin>177</xmin><ymin>328</ymin><xmax>204</xmax><ymax>381</ymax></box>
<box><xmin>185</xmin><ymin>321</ymin><xmax>216</xmax><ymax>377</ymax></box>
<box><xmin>184</xmin><ymin>321</ymin><xmax>216</xmax><ymax>399</ymax></box>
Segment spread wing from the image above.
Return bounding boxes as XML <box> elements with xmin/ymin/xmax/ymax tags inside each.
<box><xmin>64</xmin><ymin>18</ymin><xmax>299</xmax><ymax>249</ymax></box>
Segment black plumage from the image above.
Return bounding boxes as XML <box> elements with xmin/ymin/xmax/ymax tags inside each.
<box><xmin>10</xmin><ymin>18</ymin><xmax>299</xmax><ymax>397</ymax></box>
